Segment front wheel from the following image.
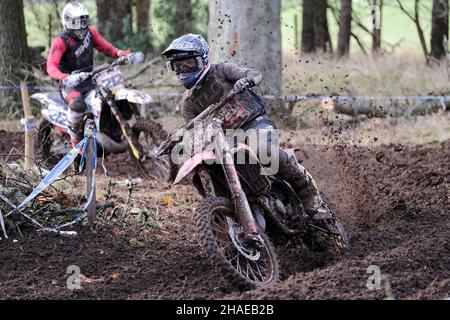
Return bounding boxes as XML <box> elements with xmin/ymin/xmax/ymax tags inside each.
<box><xmin>131</xmin><ymin>118</ymin><xmax>176</xmax><ymax>182</ymax></box>
<box><xmin>35</xmin><ymin>119</ymin><xmax>71</xmax><ymax>169</ymax></box>
<box><xmin>195</xmin><ymin>196</ymin><xmax>281</xmax><ymax>291</ymax></box>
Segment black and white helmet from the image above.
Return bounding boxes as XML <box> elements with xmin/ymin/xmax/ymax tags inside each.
<box><xmin>61</xmin><ymin>2</ymin><xmax>90</xmax><ymax>40</ymax></box>
<box><xmin>162</xmin><ymin>34</ymin><xmax>210</xmax><ymax>89</ymax></box>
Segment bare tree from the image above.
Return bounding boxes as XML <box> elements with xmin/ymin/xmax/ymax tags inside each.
<box><xmin>208</xmin><ymin>0</ymin><xmax>282</xmax><ymax>96</ymax></box>
<box><xmin>431</xmin><ymin>0</ymin><xmax>449</xmax><ymax>60</ymax></box>
<box><xmin>371</xmin><ymin>0</ymin><xmax>383</xmax><ymax>53</ymax></box>
<box><xmin>397</xmin><ymin>0</ymin><xmax>429</xmax><ymax>61</ymax></box>
<box><xmin>135</xmin><ymin>0</ymin><xmax>151</xmax><ymax>36</ymax></box>
<box><xmin>337</xmin><ymin>0</ymin><xmax>352</xmax><ymax>57</ymax></box>
<box><xmin>302</xmin><ymin>0</ymin><xmax>316</xmax><ymax>53</ymax></box>
<box><xmin>175</xmin><ymin>0</ymin><xmax>193</xmax><ymax>36</ymax></box>
<box><xmin>0</xmin><ymin>0</ymin><xmax>30</xmax><ymax>109</ymax></box>
<box><xmin>97</xmin><ymin>0</ymin><xmax>133</xmax><ymax>43</ymax></box>
<box><xmin>302</xmin><ymin>0</ymin><xmax>333</xmax><ymax>54</ymax></box>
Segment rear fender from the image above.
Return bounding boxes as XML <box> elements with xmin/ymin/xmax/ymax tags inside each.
<box><xmin>31</xmin><ymin>92</ymin><xmax>69</xmax><ymax>130</ymax></box>
<box><xmin>282</xmin><ymin>147</ymin><xmax>300</xmax><ymax>155</ymax></box>
<box><xmin>174</xmin><ymin>151</ymin><xmax>216</xmax><ymax>184</ymax></box>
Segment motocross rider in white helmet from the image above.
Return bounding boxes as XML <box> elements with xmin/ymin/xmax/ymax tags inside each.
<box><xmin>47</xmin><ymin>1</ymin><xmax>131</xmax><ymax>148</ymax></box>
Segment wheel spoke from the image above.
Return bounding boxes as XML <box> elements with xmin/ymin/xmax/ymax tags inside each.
<box><xmin>211</xmin><ymin>226</ymin><xmax>227</xmax><ymax>236</ymax></box>
<box><xmin>254</xmin><ymin>262</ymin><xmax>265</xmax><ymax>281</ymax></box>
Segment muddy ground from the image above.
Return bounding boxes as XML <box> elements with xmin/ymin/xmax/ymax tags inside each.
<box><xmin>0</xmin><ymin>129</ymin><xmax>448</xmax><ymax>300</ymax></box>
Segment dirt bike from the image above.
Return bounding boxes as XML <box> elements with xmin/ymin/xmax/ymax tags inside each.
<box><xmin>31</xmin><ymin>52</ymin><xmax>174</xmax><ymax>182</ymax></box>
<box><xmin>157</xmin><ymin>87</ymin><xmax>349</xmax><ymax>290</ymax></box>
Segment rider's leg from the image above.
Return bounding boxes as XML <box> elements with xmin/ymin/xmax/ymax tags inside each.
<box><xmin>242</xmin><ymin>115</ymin><xmax>323</xmax><ymax>217</ymax></box>
<box><xmin>66</xmin><ymin>90</ymin><xmax>86</xmax><ymax>148</ymax></box>
<box><xmin>277</xmin><ymin>150</ymin><xmax>323</xmax><ymax>217</ymax></box>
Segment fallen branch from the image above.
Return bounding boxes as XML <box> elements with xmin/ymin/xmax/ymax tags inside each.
<box><xmin>322</xmin><ymin>96</ymin><xmax>450</xmax><ymax>118</ymax></box>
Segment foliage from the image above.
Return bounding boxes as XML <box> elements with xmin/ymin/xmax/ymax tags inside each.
<box><xmin>151</xmin><ymin>0</ymin><xmax>208</xmax><ymax>50</ymax></box>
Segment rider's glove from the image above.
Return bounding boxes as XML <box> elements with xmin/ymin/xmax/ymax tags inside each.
<box><xmin>234</xmin><ymin>73</ymin><xmax>263</xmax><ymax>92</ymax></box>
<box><xmin>247</xmin><ymin>72</ymin><xmax>263</xmax><ymax>87</ymax></box>
<box><xmin>61</xmin><ymin>72</ymin><xmax>90</xmax><ymax>89</ymax></box>
<box><xmin>234</xmin><ymin>78</ymin><xmax>250</xmax><ymax>92</ymax></box>
<box><xmin>117</xmin><ymin>49</ymin><xmax>131</xmax><ymax>57</ymax></box>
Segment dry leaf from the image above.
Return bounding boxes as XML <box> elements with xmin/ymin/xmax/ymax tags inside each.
<box><xmin>79</xmin><ymin>274</ymin><xmax>104</xmax><ymax>284</ymax></box>
<box><xmin>130</xmin><ymin>238</ymin><xmax>144</xmax><ymax>247</ymax></box>
<box><xmin>112</xmin><ymin>272</ymin><xmax>121</xmax><ymax>282</ymax></box>
<box><xmin>112</xmin><ymin>227</ymin><xmax>121</xmax><ymax>237</ymax></box>
<box><xmin>163</xmin><ymin>195</ymin><xmax>171</xmax><ymax>206</ymax></box>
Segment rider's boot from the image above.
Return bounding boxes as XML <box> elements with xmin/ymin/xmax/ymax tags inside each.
<box><xmin>68</xmin><ymin>102</ymin><xmax>85</xmax><ymax>173</ymax></box>
<box><xmin>277</xmin><ymin>152</ymin><xmax>326</xmax><ymax>220</ymax></box>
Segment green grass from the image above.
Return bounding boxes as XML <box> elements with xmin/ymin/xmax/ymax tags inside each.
<box><xmin>281</xmin><ymin>0</ymin><xmax>433</xmax><ymax>55</ymax></box>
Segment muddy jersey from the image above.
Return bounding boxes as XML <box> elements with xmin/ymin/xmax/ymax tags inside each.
<box><xmin>181</xmin><ymin>63</ymin><xmax>266</xmax><ymax>129</ymax></box>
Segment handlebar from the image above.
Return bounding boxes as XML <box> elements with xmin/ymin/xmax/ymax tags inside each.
<box><xmin>156</xmin><ymin>83</ymin><xmax>250</xmax><ymax>157</ymax></box>
<box><xmin>61</xmin><ymin>52</ymin><xmax>145</xmax><ymax>90</ymax></box>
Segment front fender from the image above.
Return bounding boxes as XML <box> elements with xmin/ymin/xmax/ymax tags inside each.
<box><xmin>115</xmin><ymin>88</ymin><xmax>153</xmax><ymax>105</ymax></box>
<box><xmin>174</xmin><ymin>151</ymin><xmax>216</xmax><ymax>184</ymax></box>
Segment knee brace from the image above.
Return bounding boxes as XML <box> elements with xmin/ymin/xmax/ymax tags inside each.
<box><xmin>69</xmin><ymin>97</ymin><xmax>86</xmax><ymax>113</ymax></box>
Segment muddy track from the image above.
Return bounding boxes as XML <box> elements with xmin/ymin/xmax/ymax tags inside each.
<box><xmin>0</xmin><ymin>130</ymin><xmax>448</xmax><ymax>299</ymax></box>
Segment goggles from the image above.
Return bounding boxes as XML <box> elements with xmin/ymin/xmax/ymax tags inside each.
<box><xmin>67</xmin><ymin>15</ymin><xmax>90</xmax><ymax>30</ymax></box>
<box><xmin>167</xmin><ymin>56</ymin><xmax>203</xmax><ymax>74</ymax></box>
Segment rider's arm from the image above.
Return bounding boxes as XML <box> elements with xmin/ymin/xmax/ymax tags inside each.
<box><xmin>89</xmin><ymin>27</ymin><xmax>123</xmax><ymax>58</ymax></box>
<box><xmin>47</xmin><ymin>37</ymin><xmax>70</xmax><ymax>80</ymax></box>
<box><xmin>181</xmin><ymin>92</ymin><xmax>199</xmax><ymax>122</ymax></box>
<box><xmin>220</xmin><ymin>63</ymin><xmax>263</xmax><ymax>87</ymax></box>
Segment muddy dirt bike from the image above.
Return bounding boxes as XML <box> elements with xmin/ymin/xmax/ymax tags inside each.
<box><xmin>31</xmin><ymin>52</ymin><xmax>174</xmax><ymax>181</ymax></box>
<box><xmin>157</xmin><ymin>86</ymin><xmax>349</xmax><ymax>290</ymax></box>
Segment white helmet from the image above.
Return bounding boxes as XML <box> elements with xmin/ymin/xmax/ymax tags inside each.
<box><xmin>61</xmin><ymin>2</ymin><xmax>90</xmax><ymax>40</ymax></box>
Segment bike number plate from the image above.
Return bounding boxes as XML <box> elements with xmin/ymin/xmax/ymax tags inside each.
<box><xmin>97</xmin><ymin>69</ymin><xmax>125</xmax><ymax>93</ymax></box>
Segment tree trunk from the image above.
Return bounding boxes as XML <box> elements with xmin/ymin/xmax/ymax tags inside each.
<box><xmin>302</xmin><ymin>0</ymin><xmax>316</xmax><ymax>53</ymax></box>
<box><xmin>327</xmin><ymin>96</ymin><xmax>450</xmax><ymax>118</ymax></box>
<box><xmin>208</xmin><ymin>0</ymin><xmax>282</xmax><ymax>96</ymax></box>
<box><xmin>301</xmin><ymin>0</ymin><xmax>332</xmax><ymax>54</ymax></box>
<box><xmin>431</xmin><ymin>0</ymin><xmax>449</xmax><ymax>60</ymax></box>
<box><xmin>337</xmin><ymin>0</ymin><xmax>352</xmax><ymax>57</ymax></box>
<box><xmin>97</xmin><ymin>0</ymin><xmax>133</xmax><ymax>44</ymax></box>
<box><xmin>372</xmin><ymin>0</ymin><xmax>383</xmax><ymax>53</ymax></box>
<box><xmin>175</xmin><ymin>0</ymin><xmax>193</xmax><ymax>37</ymax></box>
<box><xmin>134</xmin><ymin>0</ymin><xmax>152</xmax><ymax>51</ymax></box>
<box><xmin>0</xmin><ymin>0</ymin><xmax>30</xmax><ymax>109</ymax></box>
<box><xmin>135</xmin><ymin>0</ymin><xmax>151</xmax><ymax>35</ymax></box>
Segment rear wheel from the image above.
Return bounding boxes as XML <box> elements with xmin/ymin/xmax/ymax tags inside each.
<box><xmin>195</xmin><ymin>196</ymin><xmax>281</xmax><ymax>291</ymax></box>
<box><xmin>131</xmin><ymin>118</ymin><xmax>176</xmax><ymax>182</ymax></box>
<box><xmin>306</xmin><ymin>196</ymin><xmax>349</xmax><ymax>253</ymax></box>
<box><xmin>35</xmin><ymin>119</ymin><xmax>70</xmax><ymax>169</ymax></box>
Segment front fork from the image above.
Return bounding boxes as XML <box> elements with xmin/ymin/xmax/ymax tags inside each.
<box><xmin>106</xmin><ymin>98</ymin><xmax>143</xmax><ymax>160</ymax></box>
<box><xmin>211</xmin><ymin>121</ymin><xmax>260</xmax><ymax>242</ymax></box>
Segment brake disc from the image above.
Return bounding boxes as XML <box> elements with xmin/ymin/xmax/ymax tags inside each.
<box><xmin>226</xmin><ymin>217</ymin><xmax>261</xmax><ymax>261</ymax></box>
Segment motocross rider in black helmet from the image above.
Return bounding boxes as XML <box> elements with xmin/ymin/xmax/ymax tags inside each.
<box><xmin>163</xmin><ymin>33</ymin><xmax>325</xmax><ymax>221</ymax></box>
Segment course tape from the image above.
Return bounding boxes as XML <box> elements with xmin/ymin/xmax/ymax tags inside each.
<box><xmin>0</xmin><ymin>210</ymin><xmax>7</xmax><ymax>239</ymax></box>
<box><xmin>20</xmin><ymin>118</ymin><xmax>36</xmax><ymax>132</ymax></box>
<box><xmin>1</xmin><ymin>84</ymin><xmax>450</xmax><ymax>108</ymax></box>
<box><xmin>1</xmin><ymin>126</ymin><xmax>97</xmax><ymax>237</ymax></box>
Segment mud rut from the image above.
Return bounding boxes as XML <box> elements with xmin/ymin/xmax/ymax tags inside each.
<box><xmin>0</xmin><ymin>130</ymin><xmax>448</xmax><ymax>300</ymax></box>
